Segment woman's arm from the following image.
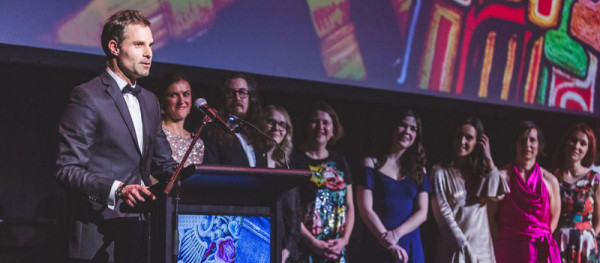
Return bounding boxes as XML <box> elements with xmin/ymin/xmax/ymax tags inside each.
<box><xmin>343</xmin><ymin>184</ymin><xmax>355</xmax><ymax>242</ymax></box>
<box><xmin>593</xmin><ymin>178</ymin><xmax>600</xmax><ymax>236</ymax></box>
<box><xmin>391</xmin><ymin>191</ymin><xmax>428</xmax><ymax>243</ymax></box>
<box><xmin>356</xmin><ymin>185</ymin><xmax>389</xmax><ymax>244</ymax></box>
<box><xmin>430</xmin><ymin>168</ymin><xmax>469</xmax><ymax>249</ymax></box>
<box><xmin>488</xmin><ymin>168</ymin><xmax>509</xmax><ymax>242</ymax></box>
<box><xmin>326</xmin><ymin>184</ymin><xmax>355</xmax><ymax>255</ymax></box>
<box><xmin>487</xmin><ymin>199</ymin><xmax>500</xmax><ymax>243</ymax></box>
<box><xmin>542</xmin><ymin>169</ymin><xmax>561</xmax><ymax>232</ymax></box>
<box><xmin>356</xmin><ymin>157</ymin><xmax>393</xmax><ymax>246</ymax></box>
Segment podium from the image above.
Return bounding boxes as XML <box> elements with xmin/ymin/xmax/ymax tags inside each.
<box><xmin>150</xmin><ymin>165</ymin><xmax>311</xmax><ymax>263</ymax></box>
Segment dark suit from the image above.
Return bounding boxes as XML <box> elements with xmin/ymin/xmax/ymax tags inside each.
<box><xmin>202</xmin><ymin>128</ymin><xmax>254</xmax><ymax>166</ymax></box>
<box><xmin>56</xmin><ymin>70</ymin><xmax>177</xmax><ymax>261</ymax></box>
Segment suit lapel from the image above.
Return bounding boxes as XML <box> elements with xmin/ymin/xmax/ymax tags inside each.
<box><xmin>138</xmin><ymin>91</ymin><xmax>151</xmax><ymax>157</ymax></box>
<box><xmin>101</xmin><ymin>72</ymin><xmax>142</xmax><ymax>155</ymax></box>
<box><xmin>138</xmin><ymin>92</ymin><xmax>153</xmax><ymax>186</ymax></box>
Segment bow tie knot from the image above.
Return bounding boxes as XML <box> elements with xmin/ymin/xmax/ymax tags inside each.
<box><xmin>122</xmin><ymin>85</ymin><xmax>141</xmax><ymax>97</ymax></box>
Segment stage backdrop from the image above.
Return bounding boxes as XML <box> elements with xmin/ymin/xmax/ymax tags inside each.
<box><xmin>2</xmin><ymin>0</ymin><xmax>598</xmax><ymax>114</ymax></box>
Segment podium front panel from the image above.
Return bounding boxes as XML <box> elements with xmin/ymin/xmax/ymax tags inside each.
<box><xmin>151</xmin><ymin>165</ymin><xmax>310</xmax><ymax>263</ymax></box>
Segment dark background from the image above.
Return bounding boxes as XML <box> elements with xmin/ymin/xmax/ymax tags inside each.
<box><xmin>0</xmin><ymin>44</ymin><xmax>596</xmax><ymax>262</ymax></box>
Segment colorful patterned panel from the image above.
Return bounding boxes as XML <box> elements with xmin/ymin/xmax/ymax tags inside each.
<box><xmin>454</xmin><ymin>4</ymin><xmax>525</xmax><ymax>94</ymax></box>
<box><xmin>391</xmin><ymin>0</ymin><xmax>414</xmax><ymax>36</ymax></box>
<box><xmin>501</xmin><ymin>34</ymin><xmax>518</xmax><ymax>101</ymax></box>
<box><xmin>308</xmin><ymin>0</ymin><xmax>366</xmax><ymax>80</ymax></box>
<box><xmin>570</xmin><ymin>0</ymin><xmax>600</xmax><ymax>53</ymax></box>
<box><xmin>543</xmin><ymin>0</ymin><xmax>588</xmax><ymax>77</ymax></box>
<box><xmin>320</xmin><ymin>24</ymin><xmax>367</xmax><ymax>80</ymax></box>
<box><xmin>159</xmin><ymin>0</ymin><xmax>215</xmax><ymax>39</ymax></box>
<box><xmin>478</xmin><ymin>32</ymin><xmax>496</xmax><ymax>98</ymax></box>
<box><xmin>528</xmin><ymin>0</ymin><xmax>562</xmax><ymax>28</ymax></box>
<box><xmin>392</xmin><ymin>0</ymin><xmax>423</xmax><ymax>84</ymax></box>
<box><xmin>57</xmin><ymin>0</ymin><xmax>164</xmax><ymax>47</ymax></box>
<box><xmin>548</xmin><ymin>52</ymin><xmax>597</xmax><ymax>112</ymax></box>
<box><xmin>448</xmin><ymin>0</ymin><xmax>471</xmax><ymax>8</ymax></box>
<box><xmin>523</xmin><ymin>36</ymin><xmax>544</xmax><ymax>104</ymax></box>
<box><xmin>55</xmin><ymin>0</ymin><xmax>239</xmax><ymax>48</ymax></box>
<box><xmin>307</xmin><ymin>0</ymin><xmax>350</xmax><ymax>38</ymax></box>
<box><xmin>419</xmin><ymin>3</ymin><xmax>461</xmax><ymax>92</ymax></box>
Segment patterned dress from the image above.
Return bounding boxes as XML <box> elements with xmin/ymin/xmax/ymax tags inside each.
<box><xmin>555</xmin><ymin>170</ymin><xmax>600</xmax><ymax>263</ymax></box>
<box><xmin>162</xmin><ymin>126</ymin><xmax>204</xmax><ymax>165</ymax></box>
<box><xmin>292</xmin><ymin>150</ymin><xmax>352</xmax><ymax>263</ymax></box>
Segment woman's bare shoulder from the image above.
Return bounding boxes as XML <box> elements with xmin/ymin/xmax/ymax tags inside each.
<box><xmin>361</xmin><ymin>157</ymin><xmax>375</xmax><ymax>168</ymax></box>
<box><xmin>541</xmin><ymin>167</ymin><xmax>560</xmax><ymax>186</ymax></box>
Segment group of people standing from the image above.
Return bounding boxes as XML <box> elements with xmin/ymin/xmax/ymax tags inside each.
<box><xmin>55</xmin><ymin>9</ymin><xmax>600</xmax><ymax>263</ymax></box>
<box><xmin>156</xmin><ymin>67</ymin><xmax>600</xmax><ymax>263</ymax></box>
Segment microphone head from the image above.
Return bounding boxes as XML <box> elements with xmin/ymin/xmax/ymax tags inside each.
<box><xmin>193</xmin><ymin>98</ymin><xmax>208</xmax><ymax>112</ymax></box>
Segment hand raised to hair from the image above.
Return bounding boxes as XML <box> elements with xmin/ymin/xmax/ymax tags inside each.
<box><xmin>478</xmin><ymin>134</ymin><xmax>495</xmax><ymax>169</ymax></box>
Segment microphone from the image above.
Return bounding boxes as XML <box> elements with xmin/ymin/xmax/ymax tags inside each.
<box><xmin>193</xmin><ymin>98</ymin><xmax>238</xmax><ymax>133</ymax></box>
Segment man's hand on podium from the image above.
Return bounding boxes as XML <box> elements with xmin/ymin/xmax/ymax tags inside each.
<box><xmin>120</xmin><ymin>184</ymin><xmax>156</xmax><ymax>208</ymax></box>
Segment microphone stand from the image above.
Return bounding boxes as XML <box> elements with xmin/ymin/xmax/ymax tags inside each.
<box><xmin>162</xmin><ymin>115</ymin><xmax>210</xmax><ymax>195</ymax></box>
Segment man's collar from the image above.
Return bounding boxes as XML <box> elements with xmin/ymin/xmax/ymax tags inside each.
<box><xmin>106</xmin><ymin>67</ymin><xmax>136</xmax><ymax>91</ymax></box>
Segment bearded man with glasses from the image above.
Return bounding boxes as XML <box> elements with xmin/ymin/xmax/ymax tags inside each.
<box><xmin>202</xmin><ymin>72</ymin><xmax>266</xmax><ymax>167</ymax></box>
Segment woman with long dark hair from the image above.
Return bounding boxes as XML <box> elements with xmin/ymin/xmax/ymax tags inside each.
<box><xmin>356</xmin><ymin>109</ymin><xmax>430</xmax><ymax>263</ymax></box>
<box><xmin>552</xmin><ymin>123</ymin><xmax>600</xmax><ymax>262</ymax></box>
<box><xmin>430</xmin><ymin>117</ymin><xmax>507</xmax><ymax>262</ymax></box>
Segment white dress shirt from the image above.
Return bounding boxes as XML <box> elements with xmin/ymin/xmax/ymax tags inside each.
<box><xmin>106</xmin><ymin>67</ymin><xmax>145</xmax><ymax>209</ymax></box>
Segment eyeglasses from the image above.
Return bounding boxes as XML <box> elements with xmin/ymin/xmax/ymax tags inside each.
<box><xmin>224</xmin><ymin>88</ymin><xmax>249</xmax><ymax>99</ymax></box>
<box><xmin>266</xmin><ymin>118</ymin><xmax>289</xmax><ymax>130</ymax></box>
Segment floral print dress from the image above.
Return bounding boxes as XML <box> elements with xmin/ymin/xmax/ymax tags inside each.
<box><xmin>555</xmin><ymin>170</ymin><xmax>600</xmax><ymax>263</ymax></box>
<box><xmin>293</xmin><ymin>150</ymin><xmax>352</xmax><ymax>263</ymax></box>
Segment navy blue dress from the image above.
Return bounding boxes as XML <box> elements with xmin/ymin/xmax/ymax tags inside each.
<box><xmin>356</xmin><ymin>166</ymin><xmax>431</xmax><ymax>263</ymax></box>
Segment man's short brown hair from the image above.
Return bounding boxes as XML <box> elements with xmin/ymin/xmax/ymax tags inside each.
<box><xmin>101</xmin><ymin>10</ymin><xmax>150</xmax><ymax>58</ymax></box>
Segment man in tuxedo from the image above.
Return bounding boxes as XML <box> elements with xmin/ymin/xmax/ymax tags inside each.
<box><xmin>202</xmin><ymin>73</ymin><xmax>265</xmax><ymax>166</ymax></box>
<box><xmin>55</xmin><ymin>10</ymin><xmax>177</xmax><ymax>262</ymax></box>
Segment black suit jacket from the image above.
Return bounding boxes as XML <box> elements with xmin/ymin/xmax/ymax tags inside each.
<box><xmin>56</xmin><ymin>70</ymin><xmax>177</xmax><ymax>260</ymax></box>
<box><xmin>202</xmin><ymin>127</ymin><xmax>253</xmax><ymax>166</ymax></box>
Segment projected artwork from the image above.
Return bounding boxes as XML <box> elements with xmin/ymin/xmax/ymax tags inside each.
<box><xmin>415</xmin><ymin>0</ymin><xmax>598</xmax><ymax>113</ymax></box>
<box><xmin>1</xmin><ymin>0</ymin><xmax>598</xmax><ymax>113</ymax></box>
<box><xmin>55</xmin><ymin>0</ymin><xmax>237</xmax><ymax>48</ymax></box>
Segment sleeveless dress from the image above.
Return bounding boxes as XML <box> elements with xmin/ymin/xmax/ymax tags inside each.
<box><xmin>555</xmin><ymin>170</ymin><xmax>600</xmax><ymax>262</ymax></box>
<box><xmin>355</xmin><ymin>166</ymin><xmax>431</xmax><ymax>263</ymax></box>
<box><xmin>495</xmin><ymin>163</ymin><xmax>560</xmax><ymax>263</ymax></box>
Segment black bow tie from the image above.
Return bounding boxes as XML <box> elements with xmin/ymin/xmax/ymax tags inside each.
<box><xmin>122</xmin><ymin>85</ymin><xmax>141</xmax><ymax>97</ymax></box>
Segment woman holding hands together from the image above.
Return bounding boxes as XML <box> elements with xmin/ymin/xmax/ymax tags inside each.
<box><xmin>356</xmin><ymin>109</ymin><xmax>430</xmax><ymax>263</ymax></box>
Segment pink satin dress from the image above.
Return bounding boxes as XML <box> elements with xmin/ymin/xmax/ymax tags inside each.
<box><xmin>495</xmin><ymin>163</ymin><xmax>560</xmax><ymax>263</ymax></box>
